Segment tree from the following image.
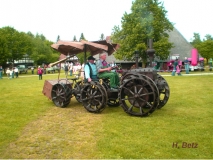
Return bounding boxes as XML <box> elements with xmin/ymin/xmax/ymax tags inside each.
<box><xmin>0</xmin><ymin>26</ymin><xmax>59</xmax><ymax>67</ymax></box>
<box><xmin>79</xmin><ymin>33</ymin><xmax>86</xmax><ymax>41</ymax></box>
<box><xmin>73</xmin><ymin>35</ymin><xmax>77</xmax><ymax>41</ymax></box>
<box><xmin>0</xmin><ymin>26</ymin><xmax>33</xmax><ymax>65</ymax></box>
<box><xmin>204</xmin><ymin>34</ymin><xmax>213</xmax><ymax>40</ymax></box>
<box><xmin>100</xmin><ymin>33</ymin><xmax>105</xmax><ymax>40</ymax></box>
<box><xmin>111</xmin><ymin>0</ymin><xmax>173</xmax><ymax>67</ymax></box>
<box><xmin>30</xmin><ymin>33</ymin><xmax>57</xmax><ymax>65</ymax></box>
<box><xmin>0</xmin><ymin>28</ymin><xmax>9</xmax><ymax>65</ymax></box>
<box><xmin>190</xmin><ymin>33</ymin><xmax>213</xmax><ymax>63</ymax></box>
<box><xmin>190</xmin><ymin>33</ymin><xmax>202</xmax><ymax>48</ymax></box>
<box><xmin>76</xmin><ymin>52</ymin><xmax>89</xmax><ymax>64</ymax></box>
<box><xmin>195</xmin><ymin>40</ymin><xmax>213</xmax><ymax>63</ymax></box>
<box><xmin>56</xmin><ymin>35</ymin><xmax>60</xmax><ymax>42</ymax></box>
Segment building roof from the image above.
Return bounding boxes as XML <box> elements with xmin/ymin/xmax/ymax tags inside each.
<box><xmin>167</xmin><ymin>27</ymin><xmax>194</xmax><ymax>60</ymax></box>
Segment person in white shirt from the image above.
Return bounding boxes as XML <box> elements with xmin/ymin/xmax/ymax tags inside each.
<box><xmin>9</xmin><ymin>69</ymin><xmax>13</xmax><ymax>79</ymax></box>
<box><xmin>6</xmin><ymin>68</ymin><xmax>10</xmax><ymax>79</ymax></box>
<box><xmin>69</xmin><ymin>62</ymin><xmax>73</xmax><ymax>76</ymax></box>
<box><xmin>14</xmin><ymin>67</ymin><xmax>19</xmax><ymax>78</ymax></box>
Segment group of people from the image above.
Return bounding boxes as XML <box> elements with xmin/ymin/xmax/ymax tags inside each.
<box><xmin>4</xmin><ymin>67</ymin><xmax>19</xmax><ymax>79</ymax></box>
<box><xmin>84</xmin><ymin>51</ymin><xmax>120</xmax><ymax>90</ymax></box>
<box><xmin>62</xmin><ymin>52</ymin><xmax>120</xmax><ymax>90</ymax></box>
<box><xmin>171</xmin><ymin>57</ymin><xmax>190</xmax><ymax>76</ymax></box>
<box><xmin>64</xmin><ymin>61</ymin><xmax>82</xmax><ymax>78</ymax></box>
<box><xmin>171</xmin><ymin>58</ymin><xmax>182</xmax><ymax>76</ymax></box>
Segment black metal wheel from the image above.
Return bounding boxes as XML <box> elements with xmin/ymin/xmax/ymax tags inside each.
<box><xmin>119</xmin><ymin>77</ymin><xmax>158</xmax><ymax>117</ymax></box>
<box><xmin>51</xmin><ymin>83</ymin><xmax>72</xmax><ymax>108</ymax></box>
<box><xmin>120</xmin><ymin>73</ymin><xmax>140</xmax><ymax>85</ymax></box>
<box><xmin>155</xmin><ymin>74</ymin><xmax>170</xmax><ymax>109</ymax></box>
<box><xmin>73</xmin><ymin>81</ymin><xmax>83</xmax><ymax>103</ymax></box>
<box><xmin>81</xmin><ymin>81</ymin><xmax>107</xmax><ymax>113</ymax></box>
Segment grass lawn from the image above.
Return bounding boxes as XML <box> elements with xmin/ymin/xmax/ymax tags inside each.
<box><xmin>0</xmin><ymin>71</ymin><xmax>213</xmax><ymax>159</ymax></box>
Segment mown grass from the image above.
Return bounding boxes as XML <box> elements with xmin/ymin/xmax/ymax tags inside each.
<box><xmin>0</xmin><ymin>73</ymin><xmax>213</xmax><ymax>159</ymax></box>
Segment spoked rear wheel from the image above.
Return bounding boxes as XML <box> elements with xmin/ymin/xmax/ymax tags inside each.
<box><xmin>51</xmin><ymin>83</ymin><xmax>72</xmax><ymax>108</ymax></box>
<box><xmin>81</xmin><ymin>82</ymin><xmax>107</xmax><ymax>113</ymax></box>
<box><xmin>119</xmin><ymin>77</ymin><xmax>158</xmax><ymax>117</ymax></box>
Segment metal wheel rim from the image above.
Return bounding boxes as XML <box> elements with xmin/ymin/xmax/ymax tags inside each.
<box><xmin>51</xmin><ymin>83</ymin><xmax>71</xmax><ymax>108</ymax></box>
<box><xmin>119</xmin><ymin>77</ymin><xmax>158</xmax><ymax>116</ymax></box>
<box><xmin>81</xmin><ymin>82</ymin><xmax>107</xmax><ymax>113</ymax></box>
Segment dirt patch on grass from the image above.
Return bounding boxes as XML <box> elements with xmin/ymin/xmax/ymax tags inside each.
<box><xmin>2</xmin><ymin>103</ymin><xmax>104</xmax><ymax>159</ymax></box>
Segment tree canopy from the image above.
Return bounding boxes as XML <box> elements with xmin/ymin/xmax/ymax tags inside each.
<box><xmin>111</xmin><ymin>0</ymin><xmax>173</xmax><ymax>66</ymax></box>
<box><xmin>73</xmin><ymin>35</ymin><xmax>77</xmax><ymax>41</ymax></box>
<box><xmin>0</xmin><ymin>26</ymin><xmax>33</xmax><ymax>65</ymax></box>
<box><xmin>190</xmin><ymin>33</ymin><xmax>213</xmax><ymax>62</ymax></box>
<box><xmin>0</xmin><ymin>26</ymin><xmax>59</xmax><ymax>66</ymax></box>
<box><xmin>56</xmin><ymin>35</ymin><xmax>60</xmax><ymax>42</ymax></box>
<box><xmin>79</xmin><ymin>33</ymin><xmax>86</xmax><ymax>41</ymax></box>
<box><xmin>99</xmin><ymin>33</ymin><xmax>105</xmax><ymax>40</ymax></box>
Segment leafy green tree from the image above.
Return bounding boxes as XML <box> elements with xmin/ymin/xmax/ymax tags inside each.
<box><xmin>0</xmin><ymin>26</ymin><xmax>33</xmax><ymax>65</ymax></box>
<box><xmin>196</xmin><ymin>40</ymin><xmax>213</xmax><ymax>63</ymax></box>
<box><xmin>111</xmin><ymin>0</ymin><xmax>173</xmax><ymax>67</ymax></box>
<box><xmin>190</xmin><ymin>33</ymin><xmax>202</xmax><ymax>48</ymax></box>
<box><xmin>0</xmin><ymin>26</ymin><xmax>59</xmax><ymax>67</ymax></box>
<box><xmin>190</xmin><ymin>33</ymin><xmax>213</xmax><ymax>63</ymax></box>
<box><xmin>204</xmin><ymin>34</ymin><xmax>213</xmax><ymax>40</ymax></box>
<box><xmin>0</xmin><ymin>28</ymin><xmax>9</xmax><ymax>65</ymax></box>
<box><xmin>27</xmin><ymin>31</ymin><xmax>34</xmax><ymax>38</ymax></box>
<box><xmin>100</xmin><ymin>33</ymin><xmax>105</xmax><ymax>40</ymax></box>
<box><xmin>30</xmin><ymin>33</ymin><xmax>55</xmax><ymax>65</ymax></box>
<box><xmin>25</xmin><ymin>33</ymin><xmax>59</xmax><ymax>65</ymax></box>
<box><xmin>76</xmin><ymin>52</ymin><xmax>89</xmax><ymax>64</ymax></box>
<box><xmin>77</xmin><ymin>33</ymin><xmax>88</xmax><ymax>63</ymax></box>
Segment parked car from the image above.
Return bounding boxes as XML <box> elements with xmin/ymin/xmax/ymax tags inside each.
<box><xmin>27</xmin><ymin>66</ymin><xmax>37</xmax><ymax>69</ymax></box>
<box><xmin>46</xmin><ymin>65</ymin><xmax>60</xmax><ymax>73</ymax></box>
<box><xmin>16</xmin><ymin>65</ymin><xmax>28</xmax><ymax>74</ymax></box>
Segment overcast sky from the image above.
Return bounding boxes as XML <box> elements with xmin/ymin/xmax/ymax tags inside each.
<box><xmin>0</xmin><ymin>0</ymin><xmax>212</xmax><ymax>42</ymax></box>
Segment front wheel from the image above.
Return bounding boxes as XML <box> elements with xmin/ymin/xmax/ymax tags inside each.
<box><xmin>51</xmin><ymin>83</ymin><xmax>72</xmax><ymax>108</ymax></box>
<box><xmin>81</xmin><ymin>82</ymin><xmax>107</xmax><ymax>113</ymax></box>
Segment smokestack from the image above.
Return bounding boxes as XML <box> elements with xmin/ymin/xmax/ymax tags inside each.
<box><xmin>146</xmin><ymin>39</ymin><xmax>155</xmax><ymax>68</ymax></box>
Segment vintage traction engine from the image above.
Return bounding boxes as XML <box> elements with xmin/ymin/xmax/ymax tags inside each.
<box><xmin>42</xmin><ymin>39</ymin><xmax>170</xmax><ymax>117</ymax></box>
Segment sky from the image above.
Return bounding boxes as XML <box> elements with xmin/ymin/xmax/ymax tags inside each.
<box><xmin>0</xmin><ymin>0</ymin><xmax>212</xmax><ymax>43</ymax></box>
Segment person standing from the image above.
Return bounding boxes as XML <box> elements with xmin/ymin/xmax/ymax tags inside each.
<box><xmin>31</xmin><ymin>67</ymin><xmax>34</xmax><ymax>74</ymax></box>
<box><xmin>0</xmin><ymin>66</ymin><xmax>3</xmax><ymax>79</ymax></box>
<box><xmin>80</xmin><ymin>63</ymin><xmax>85</xmax><ymax>79</ymax></box>
<box><xmin>184</xmin><ymin>57</ymin><xmax>189</xmax><ymax>74</ymax></box>
<box><xmin>11</xmin><ymin>68</ymin><xmax>15</xmax><ymax>78</ymax></box>
<box><xmin>37</xmin><ymin>66</ymin><xmax>43</xmax><ymax>80</ymax></box>
<box><xmin>6</xmin><ymin>68</ymin><xmax>10</xmax><ymax>79</ymax></box>
<box><xmin>64</xmin><ymin>63</ymin><xmax>69</xmax><ymax>76</ymax></box>
<box><xmin>14</xmin><ymin>67</ymin><xmax>19</xmax><ymax>78</ymax></box>
<box><xmin>9</xmin><ymin>69</ymin><xmax>13</xmax><ymax>79</ymax></box>
<box><xmin>96</xmin><ymin>51</ymin><xmax>120</xmax><ymax>90</ymax></box>
<box><xmin>69</xmin><ymin>62</ymin><xmax>73</xmax><ymax>76</ymax></box>
<box><xmin>171</xmin><ymin>58</ymin><xmax>181</xmax><ymax>76</ymax></box>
